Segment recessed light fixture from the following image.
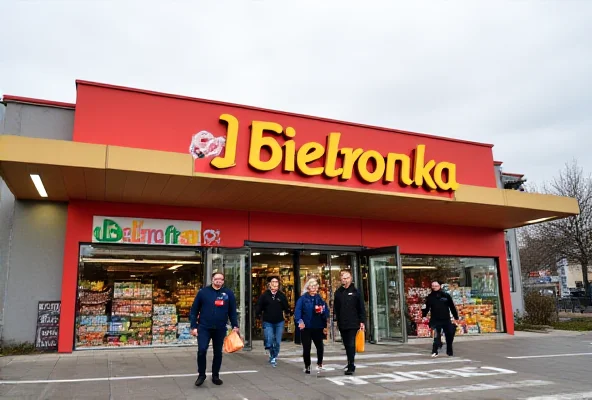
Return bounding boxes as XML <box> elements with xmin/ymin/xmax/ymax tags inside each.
<box><xmin>252</xmin><ymin>253</ymin><xmax>261</xmax><ymax>256</ymax></box>
<box><xmin>167</xmin><ymin>264</ymin><xmax>183</xmax><ymax>270</ymax></box>
<box><xmin>30</xmin><ymin>174</ymin><xmax>48</xmax><ymax>197</ymax></box>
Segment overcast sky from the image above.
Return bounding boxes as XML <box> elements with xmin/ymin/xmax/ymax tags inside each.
<box><xmin>1</xmin><ymin>1</ymin><xmax>591</xmax><ymax>186</ymax></box>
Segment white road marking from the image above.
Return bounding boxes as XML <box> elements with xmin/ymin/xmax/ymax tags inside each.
<box><xmin>0</xmin><ymin>370</ymin><xmax>258</xmax><ymax>385</ymax></box>
<box><xmin>368</xmin><ymin>380</ymin><xmax>554</xmax><ymax>397</ymax></box>
<box><xmin>283</xmin><ymin>352</ymin><xmax>422</xmax><ymax>362</ymax></box>
<box><xmin>326</xmin><ymin>366</ymin><xmax>516</xmax><ymax>386</ymax></box>
<box><xmin>507</xmin><ymin>352</ymin><xmax>592</xmax><ymax>359</ymax></box>
<box><xmin>365</xmin><ymin>357</ymin><xmax>473</xmax><ymax>368</ymax></box>
<box><xmin>520</xmin><ymin>392</ymin><xmax>592</xmax><ymax>400</ymax></box>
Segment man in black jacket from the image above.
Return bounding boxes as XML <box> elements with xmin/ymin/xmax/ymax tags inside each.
<box><xmin>255</xmin><ymin>276</ymin><xmax>290</xmax><ymax>367</ymax></box>
<box><xmin>333</xmin><ymin>270</ymin><xmax>366</xmax><ymax>375</ymax></box>
<box><xmin>421</xmin><ymin>281</ymin><xmax>459</xmax><ymax>357</ymax></box>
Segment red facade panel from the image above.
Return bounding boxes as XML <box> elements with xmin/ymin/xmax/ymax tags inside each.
<box><xmin>72</xmin><ymin>83</ymin><xmax>498</xmax><ymax>198</ymax></box>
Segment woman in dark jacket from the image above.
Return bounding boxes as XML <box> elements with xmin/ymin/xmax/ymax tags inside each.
<box><xmin>294</xmin><ymin>278</ymin><xmax>329</xmax><ymax>374</ymax></box>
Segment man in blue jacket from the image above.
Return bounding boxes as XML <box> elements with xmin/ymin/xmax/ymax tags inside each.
<box><xmin>190</xmin><ymin>272</ymin><xmax>239</xmax><ymax>387</ymax></box>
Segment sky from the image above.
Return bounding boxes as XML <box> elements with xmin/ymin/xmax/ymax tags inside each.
<box><xmin>1</xmin><ymin>1</ymin><xmax>591</xmax><ymax>187</ymax></box>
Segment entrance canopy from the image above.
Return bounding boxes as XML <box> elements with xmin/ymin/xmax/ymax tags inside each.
<box><xmin>0</xmin><ymin>135</ymin><xmax>579</xmax><ymax>229</ymax></box>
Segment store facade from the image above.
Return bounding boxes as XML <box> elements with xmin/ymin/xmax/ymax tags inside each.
<box><xmin>0</xmin><ymin>81</ymin><xmax>579</xmax><ymax>353</ymax></box>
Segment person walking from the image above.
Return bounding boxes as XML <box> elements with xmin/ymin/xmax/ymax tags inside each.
<box><xmin>421</xmin><ymin>281</ymin><xmax>459</xmax><ymax>357</ymax></box>
<box><xmin>255</xmin><ymin>276</ymin><xmax>290</xmax><ymax>367</ymax></box>
<box><xmin>333</xmin><ymin>270</ymin><xmax>366</xmax><ymax>375</ymax></box>
<box><xmin>190</xmin><ymin>272</ymin><xmax>240</xmax><ymax>387</ymax></box>
<box><xmin>294</xmin><ymin>278</ymin><xmax>329</xmax><ymax>374</ymax></box>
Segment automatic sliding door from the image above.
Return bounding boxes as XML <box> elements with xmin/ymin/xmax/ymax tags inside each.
<box><xmin>363</xmin><ymin>246</ymin><xmax>406</xmax><ymax>343</ymax></box>
<box><xmin>207</xmin><ymin>248</ymin><xmax>251</xmax><ymax>349</ymax></box>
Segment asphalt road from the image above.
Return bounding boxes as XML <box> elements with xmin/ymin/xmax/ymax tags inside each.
<box><xmin>1</xmin><ymin>330</ymin><xmax>592</xmax><ymax>399</ymax></box>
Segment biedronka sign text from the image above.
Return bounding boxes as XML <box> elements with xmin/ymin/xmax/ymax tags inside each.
<box><xmin>208</xmin><ymin>114</ymin><xmax>459</xmax><ymax>192</ymax></box>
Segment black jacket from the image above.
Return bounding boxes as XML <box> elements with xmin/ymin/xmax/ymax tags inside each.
<box><xmin>421</xmin><ymin>290</ymin><xmax>459</xmax><ymax>327</ymax></box>
<box><xmin>333</xmin><ymin>284</ymin><xmax>366</xmax><ymax>330</ymax></box>
<box><xmin>255</xmin><ymin>290</ymin><xmax>290</xmax><ymax>323</ymax></box>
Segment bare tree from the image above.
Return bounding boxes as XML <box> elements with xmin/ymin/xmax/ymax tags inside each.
<box><xmin>519</xmin><ymin>160</ymin><xmax>591</xmax><ymax>295</ymax></box>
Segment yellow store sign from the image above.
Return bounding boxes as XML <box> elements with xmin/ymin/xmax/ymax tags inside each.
<box><xmin>210</xmin><ymin>114</ymin><xmax>459</xmax><ymax>192</ymax></box>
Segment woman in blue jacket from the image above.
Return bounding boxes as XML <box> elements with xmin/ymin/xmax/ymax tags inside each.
<box><xmin>294</xmin><ymin>278</ymin><xmax>330</xmax><ymax>374</ymax></box>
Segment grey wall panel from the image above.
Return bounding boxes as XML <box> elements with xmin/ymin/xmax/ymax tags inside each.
<box><xmin>1</xmin><ymin>201</ymin><xmax>67</xmax><ymax>344</ymax></box>
<box><xmin>0</xmin><ymin>182</ymin><xmax>16</xmax><ymax>342</ymax></box>
<box><xmin>2</xmin><ymin>103</ymin><xmax>74</xmax><ymax>140</ymax></box>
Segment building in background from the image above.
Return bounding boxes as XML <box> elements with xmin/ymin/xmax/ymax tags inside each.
<box><xmin>0</xmin><ymin>81</ymin><xmax>578</xmax><ymax>353</ymax></box>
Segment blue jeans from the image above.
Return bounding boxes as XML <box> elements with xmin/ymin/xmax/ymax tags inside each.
<box><xmin>197</xmin><ymin>327</ymin><xmax>227</xmax><ymax>377</ymax></box>
<box><xmin>263</xmin><ymin>321</ymin><xmax>284</xmax><ymax>359</ymax></box>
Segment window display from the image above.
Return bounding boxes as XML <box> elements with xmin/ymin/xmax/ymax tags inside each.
<box><xmin>403</xmin><ymin>256</ymin><xmax>503</xmax><ymax>337</ymax></box>
<box><xmin>75</xmin><ymin>245</ymin><xmax>204</xmax><ymax>349</ymax></box>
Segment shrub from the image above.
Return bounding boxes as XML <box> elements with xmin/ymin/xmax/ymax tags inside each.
<box><xmin>552</xmin><ymin>319</ymin><xmax>592</xmax><ymax>331</ymax></box>
<box><xmin>523</xmin><ymin>290</ymin><xmax>558</xmax><ymax>325</ymax></box>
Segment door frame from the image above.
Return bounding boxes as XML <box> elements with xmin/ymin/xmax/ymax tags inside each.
<box><xmin>361</xmin><ymin>246</ymin><xmax>407</xmax><ymax>344</ymax></box>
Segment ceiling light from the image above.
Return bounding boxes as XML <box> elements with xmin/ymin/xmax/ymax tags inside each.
<box><xmin>525</xmin><ymin>217</ymin><xmax>557</xmax><ymax>225</ymax></box>
<box><xmin>81</xmin><ymin>258</ymin><xmax>201</xmax><ymax>264</ymax></box>
<box><xmin>310</xmin><ymin>252</ymin><xmax>320</xmax><ymax>256</ymax></box>
<box><xmin>252</xmin><ymin>253</ymin><xmax>261</xmax><ymax>256</ymax></box>
<box><xmin>30</xmin><ymin>174</ymin><xmax>48</xmax><ymax>197</ymax></box>
<box><xmin>167</xmin><ymin>264</ymin><xmax>183</xmax><ymax>270</ymax></box>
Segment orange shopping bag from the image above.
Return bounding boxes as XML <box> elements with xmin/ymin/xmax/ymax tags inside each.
<box><xmin>355</xmin><ymin>329</ymin><xmax>365</xmax><ymax>353</ymax></box>
<box><xmin>223</xmin><ymin>331</ymin><xmax>244</xmax><ymax>353</ymax></box>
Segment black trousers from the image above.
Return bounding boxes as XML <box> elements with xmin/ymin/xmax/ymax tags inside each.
<box><xmin>432</xmin><ymin>321</ymin><xmax>454</xmax><ymax>355</ymax></box>
<box><xmin>340</xmin><ymin>328</ymin><xmax>358</xmax><ymax>366</ymax></box>
<box><xmin>301</xmin><ymin>328</ymin><xmax>324</xmax><ymax>367</ymax></box>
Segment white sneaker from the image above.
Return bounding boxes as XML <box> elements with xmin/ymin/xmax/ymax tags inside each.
<box><xmin>316</xmin><ymin>364</ymin><xmax>325</xmax><ymax>371</ymax></box>
<box><xmin>431</xmin><ymin>353</ymin><xmax>438</xmax><ymax>358</ymax></box>
<box><xmin>271</xmin><ymin>358</ymin><xmax>277</xmax><ymax>367</ymax></box>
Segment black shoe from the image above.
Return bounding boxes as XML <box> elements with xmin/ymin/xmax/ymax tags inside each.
<box><xmin>212</xmin><ymin>376</ymin><xmax>223</xmax><ymax>385</ymax></box>
<box><xmin>447</xmin><ymin>351</ymin><xmax>453</xmax><ymax>357</ymax></box>
<box><xmin>345</xmin><ymin>364</ymin><xmax>355</xmax><ymax>375</ymax></box>
<box><xmin>194</xmin><ymin>375</ymin><xmax>206</xmax><ymax>386</ymax></box>
<box><xmin>304</xmin><ymin>366</ymin><xmax>310</xmax><ymax>374</ymax></box>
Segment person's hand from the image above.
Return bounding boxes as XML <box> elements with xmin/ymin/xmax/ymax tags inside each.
<box><xmin>232</xmin><ymin>327</ymin><xmax>240</xmax><ymax>334</ymax></box>
<box><xmin>360</xmin><ymin>323</ymin><xmax>365</xmax><ymax>331</ymax></box>
<box><xmin>454</xmin><ymin>319</ymin><xmax>460</xmax><ymax>325</ymax></box>
<box><xmin>191</xmin><ymin>329</ymin><xmax>197</xmax><ymax>336</ymax></box>
<box><xmin>298</xmin><ymin>322</ymin><xmax>305</xmax><ymax>330</ymax></box>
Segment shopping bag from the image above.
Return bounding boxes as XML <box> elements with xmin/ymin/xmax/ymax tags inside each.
<box><xmin>223</xmin><ymin>331</ymin><xmax>244</xmax><ymax>353</ymax></box>
<box><xmin>355</xmin><ymin>329</ymin><xmax>365</xmax><ymax>353</ymax></box>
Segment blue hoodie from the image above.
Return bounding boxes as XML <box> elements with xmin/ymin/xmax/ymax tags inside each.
<box><xmin>294</xmin><ymin>293</ymin><xmax>329</xmax><ymax>329</ymax></box>
<box><xmin>189</xmin><ymin>285</ymin><xmax>239</xmax><ymax>330</ymax></box>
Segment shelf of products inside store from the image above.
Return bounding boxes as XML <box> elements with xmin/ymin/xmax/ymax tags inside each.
<box><xmin>405</xmin><ymin>275</ymin><xmax>500</xmax><ymax>337</ymax></box>
<box><xmin>252</xmin><ymin>265</ymin><xmax>296</xmax><ymax>336</ymax></box>
<box><xmin>77</xmin><ymin>280</ymin><xmax>199</xmax><ymax>348</ymax></box>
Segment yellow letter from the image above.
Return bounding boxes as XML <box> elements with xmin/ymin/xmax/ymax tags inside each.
<box><xmin>356</xmin><ymin>150</ymin><xmax>386</xmax><ymax>183</ymax></box>
<box><xmin>385</xmin><ymin>153</ymin><xmax>414</xmax><ymax>186</ymax></box>
<box><xmin>211</xmin><ymin>113</ymin><xmax>239</xmax><ymax>169</ymax></box>
<box><xmin>413</xmin><ymin>145</ymin><xmax>437</xmax><ymax>190</ymax></box>
<box><xmin>297</xmin><ymin>142</ymin><xmax>325</xmax><ymax>176</ymax></box>
<box><xmin>283</xmin><ymin>127</ymin><xmax>296</xmax><ymax>172</ymax></box>
<box><xmin>324</xmin><ymin>133</ymin><xmax>343</xmax><ymax>178</ymax></box>
<box><xmin>340</xmin><ymin>148</ymin><xmax>364</xmax><ymax>180</ymax></box>
<box><xmin>434</xmin><ymin>162</ymin><xmax>459</xmax><ymax>191</ymax></box>
<box><xmin>249</xmin><ymin>121</ymin><xmax>284</xmax><ymax>171</ymax></box>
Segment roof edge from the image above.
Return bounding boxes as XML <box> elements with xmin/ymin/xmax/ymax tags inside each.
<box><xmin>75</xmin><ymin>79</ymin><xmax>495</xmax><ymax>149</ymax></box>
<box><xmin>2</xmin><ymin>95</ymin><xmax>75</xmax><ymax>110</ymax></box>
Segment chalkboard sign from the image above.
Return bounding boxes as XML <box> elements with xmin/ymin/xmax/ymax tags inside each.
<box><xmin>35</xmin><ymin>301</ymin><xmax>61</xmax><ymax>351</ymax></box>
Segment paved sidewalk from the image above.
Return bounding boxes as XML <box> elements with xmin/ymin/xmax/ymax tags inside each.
<box><xmin>1</xmin><ymin>331</ymin><xmax>591</xmax><ymax>399</ymax></box>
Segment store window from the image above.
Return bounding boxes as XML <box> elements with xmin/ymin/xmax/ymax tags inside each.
<box><xmin>76</xmin><ymin>244</ymin><xmax>204</xmax><ymax>349</ymax></box>
<box><xmin>403</xmin><ymin>255</ymin><xmax>503</xmax><ymax>338</ymax></box>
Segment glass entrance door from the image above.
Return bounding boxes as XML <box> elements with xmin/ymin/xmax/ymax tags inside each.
<box><xmin>207</xmin><ymin>248</ymin><xmax>251</xmax><ymax>349</ymax></box>
<box><xmin>362</xmin><ymin>246</ymin><xmax>406</xmax><ymax>343</ymax></box>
